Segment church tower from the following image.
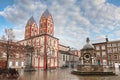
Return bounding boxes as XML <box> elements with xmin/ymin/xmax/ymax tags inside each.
<box><xmin>20</xmin><ymin>9</ymin><xmax>59</xmax><ymax>70</ymax></box>
<box><xmin>25</xmin><ymin>16</ymin><xmax>38</xmax><ymax>39</ymax></box>
<box><xmin>39</xmin><ymin>9</ymin><xmax>54</xmax><ymax>36</ymax></box>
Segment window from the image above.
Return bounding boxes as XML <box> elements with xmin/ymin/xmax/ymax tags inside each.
<box><xmin>101</xmin><ymin>45</ymin><xmax>105</xmax><ymax>50</ymax></box>
<box><xmin>51</xmin><ymin>40</ymin><xmax>54</xmax><ymax>46</ymax></box>
<box><xmin>16</xmin><ymin>62</ymin><xmax>18</xmax><ymax>66</ymax></box>
<box><xmin>113</xmin><ymin>48</ymin><xmax>117</xmax><ymax>52</ymax></box>
<box><xmin>66</xmin><ymin>56</ymin><xmax>67</xmax><ymax>61</ymax></box>
<box><xmin>16</xmin><ymin>54</ymin><xmax>19</xmax><ymax>58</ymax></box>
<box><xmin>102</xmin><ymin>51</ymin><xmax>106</xmax><ymax>57</ymax></box>
<box><xmin>112</xmin><ymin>43</ymin><xmax>117</xmax><ymax>47</ymax></box>
<box><xmin>41</xmin><ymin>37</ymin><xmax>44</xmax><ymax>43</ymax></box>
<box><xmin>118</xmin><ymin>43</ymin><xmax>120</xmax><ymax>47</ymax></box>
<box><xmin>51</xmin><ymin>24</ymin><xmax>52</xmax><ymax>27</ymax></box>
<box><xmin>96</xmin><ymin>46</ymin><xmax>100</xmax><ymax>50</ymax></box>
<box><xmin>96</xmin><ymin>52</ymin><xmax>100</xmax><ymax>57</ymax></box>
<box><xmin>107</xmin><ymin>44</ymin><xmax>111</xmax><ymax>47</ymax></box>
<box><xmin>48</xmin><ymin>23</ymin><xmax>50</xmax><ymax>26</ymax></box>
<box><xmin>2</xmin><ymin>53</ymin><xmax>6</xmax><ymax>58</ymax></box>
<box><xmin>44</xmin><ymin>23</ymin><xmax>46</xmax><ymax>27</ymax></box>
<box><xmin>52</xmin><ymin>50</ymin><xmax>55</xmax><ymax>56</ymax></box>
<box><xmin>9</xmin><ymin>61</ymin><xmax>12</xmax><ymax>67</ymax></box>
<box><xmin>21</xmin><ymin>62</ymin><xmax>24</xmax><ymax>67</ymax></box>
<box><xmin>108</xmin><ymin>48</ymin><xmax>112</xmax><ymax>53</ymax></box>
<box><xmin>103</xmin><ymin>60</ymin><xmax>107</xmax><ymax>65</ymax></box>
<box><xmin>54</xmin><ymin>41</ymin><xmax>56</xmax><ymax>47</ymax></box>
<box><xmin>114</xmin><ymin>55</ymin><xmax>118</xmax><ymax>60</ymax></box>
<box><xmin>47</xmin><ymin>39</ymin><xmax>49</xmax><ymax>45</ymax></box>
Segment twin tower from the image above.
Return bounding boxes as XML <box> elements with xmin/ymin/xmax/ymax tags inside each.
<box><xmin>25</xmin><ymin>9</ymin><xmax>54</xmax><ymax>39</ymax></box>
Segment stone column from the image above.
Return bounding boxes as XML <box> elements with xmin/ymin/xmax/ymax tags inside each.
<box><xmin>81</xmin><ymin>57</ymin><xmax>83</xmax><ymax>65</ymax></box>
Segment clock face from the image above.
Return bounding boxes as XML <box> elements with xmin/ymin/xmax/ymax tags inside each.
<box><xmin>83</xmin><ymin>53</ymin><xmax>90</xmax><ymax>60</ymax></box>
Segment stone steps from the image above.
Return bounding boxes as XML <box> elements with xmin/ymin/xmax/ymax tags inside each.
<box><xmin>71</xmin><ymin>71</ymin><xmax>117</xmax><ymax>76</ymax></box>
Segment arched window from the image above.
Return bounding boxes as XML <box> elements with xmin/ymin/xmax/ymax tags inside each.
<box><xmin>2</xmin><ymin>52</ymin><xmax>6</xmax><ymax>58</ymax></box>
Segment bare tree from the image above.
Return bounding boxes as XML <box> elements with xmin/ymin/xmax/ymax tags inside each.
<box><xmin>0</xmin><ymin>28</ymin><xmax>25</xmax><ymax>69</ymax></box>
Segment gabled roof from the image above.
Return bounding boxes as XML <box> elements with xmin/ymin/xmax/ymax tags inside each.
<box><xmin>42</xmin><ymin>9</ymin><xmax>51</xmax><ymax>18</ymax></box>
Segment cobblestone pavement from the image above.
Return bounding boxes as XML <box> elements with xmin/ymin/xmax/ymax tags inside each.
<box><xmin>1</xmin><ymin>68</ymin><xmax>120</xmax><ymax>80</ymax></box>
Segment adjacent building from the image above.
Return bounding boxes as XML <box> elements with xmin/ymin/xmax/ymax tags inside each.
<box><xmin>93</xmin><ymin>42</ymin><xmax>108</xmax><ymax>66</ymax></box>
<box><xmin>58</xmin><ymin>45</ymin><xmax>70</xmax><ymax>67</ymax></box>
<box><xmin>93</xmin><ymin>38</ymin><xmax>120</xmax><ymax>68</ymax></box>
<box><xmin>107</xmin><ymin>40</ymin><xmax>120</xmax><ymax>68</ymax></box>
<box><xmin>59</xmin><ymin>45</ymin><xmax>80</xmax><ymax>68</ymax></box>
<box><xmin>0</xmin><ymin>40</ymin><xmax>25</xmax><ymax>68</ymax></box>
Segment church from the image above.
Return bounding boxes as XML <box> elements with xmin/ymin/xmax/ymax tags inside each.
<box><xmin>18</xmin><ymin>9</ymin><xmax>59</xmax><ymax>70</ymax></box>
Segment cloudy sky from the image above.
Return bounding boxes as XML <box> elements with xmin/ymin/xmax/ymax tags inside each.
<box><xmin>0</xmin><ymin>0</ymin><xmax>120</xmax><ymax>49</ymax></box>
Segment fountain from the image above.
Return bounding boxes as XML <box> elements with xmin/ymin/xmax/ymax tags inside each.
<box><xmin>71</xmin><ymin>37</ymin><xmax>116</xmax><ymax>76</ymax></box>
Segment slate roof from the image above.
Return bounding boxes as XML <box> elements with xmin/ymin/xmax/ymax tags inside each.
<box><xmin>28</xmin><ymin>16</ymin><xmax>35</xmax><ymax>23</ymax></box>
<box><xmin>42</xmin><ymin>9</ymin><xmax>51</xmax><ymax>18</ymax></box>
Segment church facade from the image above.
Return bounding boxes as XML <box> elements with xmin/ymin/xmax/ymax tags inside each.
<box><xmin>18</xmin><ymin>9</ymin><xmax>59</xmax><ymax>69</ymax></box>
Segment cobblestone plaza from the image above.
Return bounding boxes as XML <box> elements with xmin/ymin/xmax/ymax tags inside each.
<box><xmin>7</xmin><ymin>68</ymin><xmax>120</xmax><ymax>80</ymax></box>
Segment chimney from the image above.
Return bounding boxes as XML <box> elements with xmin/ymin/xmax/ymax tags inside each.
<box><xmin>105</xmin><ymin>35</ymin><xmax>109</xmax><ymax>42</ymax></box>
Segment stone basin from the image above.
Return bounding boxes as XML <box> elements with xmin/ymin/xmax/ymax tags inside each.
<box><xmin>71</xmin><ymin>70</ymin><xmax>117</xmax><ymax>76</ymax></box>
<box><xmin>71</xmin><ymin>65</ymin><xmax>117</xmax><ymax>76</ymax></box>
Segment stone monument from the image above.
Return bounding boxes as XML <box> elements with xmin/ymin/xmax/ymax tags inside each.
<box><xmin>24</xmin><ymin>45</ymin><xmax>35</xmax><ymax>72</ymax></box>
<box><xmin>72</xmin><ymin>37</ymin><xmax>116</xmax><ymax>76</ymax></box>
<box><xmin>78</xmin><ymin>37</ymin><xmax>103</xmax><ymax>72</ymax></box>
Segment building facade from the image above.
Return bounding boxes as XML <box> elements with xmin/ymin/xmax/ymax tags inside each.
<box><xmin>59</xmin><ymin>45</ymin><xmax>70</xmax><ymax>68</ymax></box>
<box><xmin>107</xmin><ymin>41</ymin><xmax>120</xmax><ymax>68</ymax></box>
<box><xmin>18</xmin><ymin>9</ymin><xmax>59</xmax><ymax>70</ymax></box>
<box><xmin>58</xmin><ymin>45</ymin><xmax>80</xmax><ymax>68</ymax></box>
<box><xmin>93</xmin><ymin>39</ymin><xmax>120</xmax><ymax>68</ymax></box>
<box><xmin>93</xmin><ymin>42</ymin><xmax>108</xmax><ymax>66</ymax></box>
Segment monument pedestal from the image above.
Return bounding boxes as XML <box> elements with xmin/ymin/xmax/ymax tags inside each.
<box><xmin>24</xmin><ymin>65</ymin><xmax>36</xmax><ymax>72</ymax></box>
<box><xmin>71</xmin><ymin>64</ymin><xmax>116</xmax><ymax>76</ymax></box>
<box><xmin>77</xmin><ymin>65</ymin><xmax>103</xmax><ymax>72</ymax></box>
